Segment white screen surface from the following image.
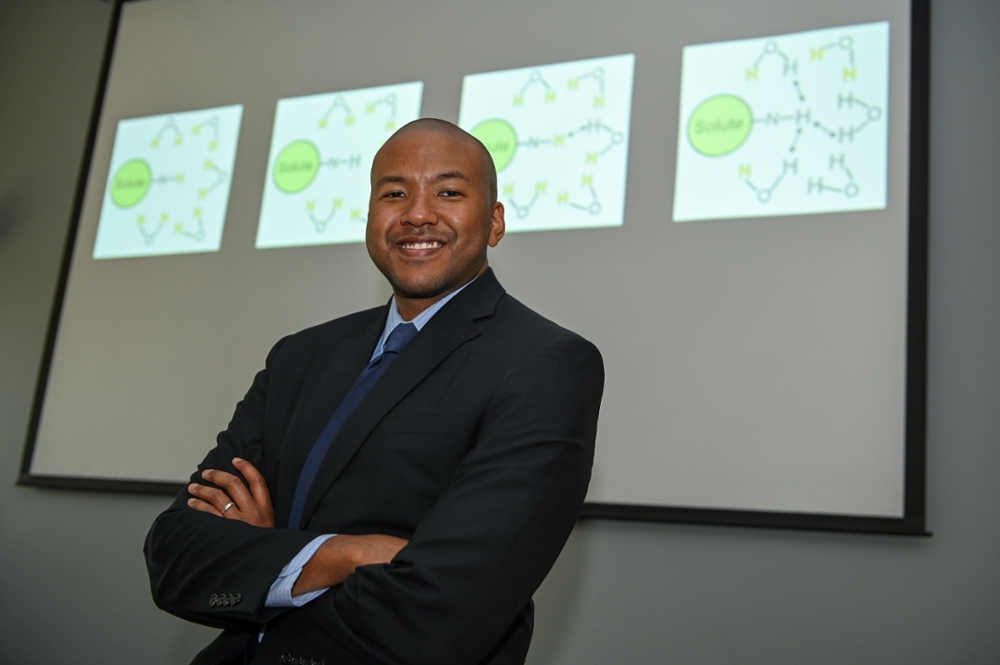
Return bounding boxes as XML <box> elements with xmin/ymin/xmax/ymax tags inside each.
<box><xmin>27</xmin><ymin>0</ymin><xmax>918</xmax><ymax>526</ymax></box>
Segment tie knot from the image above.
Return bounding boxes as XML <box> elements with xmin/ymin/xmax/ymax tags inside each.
<box><xmin>383</xmin><ymin>322</ymin><xmax>418</xmax><ymax>355</ymax></box>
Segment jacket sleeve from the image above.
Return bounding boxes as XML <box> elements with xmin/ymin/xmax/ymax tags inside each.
<box><xmin>264</xmin><ymin>333</ymin><xmax>605</xmax><ymax>664</ymax></box>
<box><xmin>143</xmin><ymin>336</ymin><xmax>320</xmax><ymax>631</ymax></box>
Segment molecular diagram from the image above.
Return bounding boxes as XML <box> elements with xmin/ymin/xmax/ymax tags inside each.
<box><xmin>673</xmin><ymin>20</ymin><xmax>891</xmax><ymax>228</ymax></box>
<box><xmin>732</xmin><ymin>34</ymin><xmax>883</xmax><ymax>204</ymax></box>
<box><xmin>272</xmin><ymin>92</ymin><xmax>402</xmax><ymax>233</ymax></box>
<box><xmin>108</xmin><ymin>114</ymin><xmax>231</xmax><ymax>245</ymax></box>
<box><xmin>673</xmin><ymin>22</ymin><xmax>889</xmax><ymax>222</ymax></box>
<box><xmin>469</xmin><ymin>60</ymin><xmax>630</xmax><ymax>223</ymax></box>
<box><xmin>739</xmin><ymin>36</ymin><xmax>882</xmax><ymax>203</ymax></box>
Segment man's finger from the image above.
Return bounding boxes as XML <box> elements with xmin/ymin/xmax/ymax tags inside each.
<box><xmin>187</xmin><ymin>497</ymin><xmax>223</xmax><ymax>517</ymax></box>
<box><xmin>200</xmin><ymin>469</ymin><xmax>254</xmax><ymax>514</ymax></box>
<box><xmin>233</xmin><ymin>458</ymin><xmax>272</xmax><ymax>509</ymax></box>
<box><xmin>188</xmin><ymin>482</ymin><xmax>234</xmax><ymax>514</ymax></box>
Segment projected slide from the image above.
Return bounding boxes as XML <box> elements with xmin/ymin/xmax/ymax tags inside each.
<box><xmin>93</xmin><ymin>105</ymin><xmax>243</xmax><ymax>259</ymax></box>
<box><xmin>459</xmin><ymin>54</ymin><xmax>635</xmax><ymax>233</ymax></box>
<box><xmin>256</xmin><ymin>82</ymin><xmax>423</xmax><ymax>248</ymax></box>
<box><xmin>673</xmin><ymin>22</ymin><xmax>889</xmax><ymax>222</ymax></box>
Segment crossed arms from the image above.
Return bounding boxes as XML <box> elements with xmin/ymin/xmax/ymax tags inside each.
<box><xmin>144</xmin><ymin>330</ymin><xmax>604</xmax><ymax>664</ymax></box>
<box><xmin>186</xmin><ymin>457</ymin><xmax>406</xmax><ymax>596</ymax></box>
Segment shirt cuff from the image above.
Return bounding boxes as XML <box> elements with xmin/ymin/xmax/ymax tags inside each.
<box><xmin>263</xmin><ymin>534</ymin><xmax>337</xmax><ymax>608</ymax></box>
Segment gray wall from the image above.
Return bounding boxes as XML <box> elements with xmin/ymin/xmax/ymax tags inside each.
<box><xmin>1</xmin><ymin>1</ymin><xmax>997</xmax><ymax>663</ymax></box>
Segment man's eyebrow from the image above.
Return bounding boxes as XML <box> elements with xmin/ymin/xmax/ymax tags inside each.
<box><xmin>435</xmin><ymin>171</ymin><xmax>471</xmax><ymax>183</ymax></box>
<box><xmin>374</xmin><ymin>175</ymin><xmax>406</xmax><ymax>188</ymax></box>
<box><xmin>374</xmin><ymin>171</ymin><xmax>472</xmax><ymax>188</ymax></box>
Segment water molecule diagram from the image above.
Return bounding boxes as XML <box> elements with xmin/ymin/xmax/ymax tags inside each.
<box><xmin>673</xmin><ymin>22</ymin><xmax>890</xmax><ymax>222</ymax></box>
<box><xmin>256</xmin><ymin>82</ymin><xmax>423</xmax><ymax>249</ymax></box>
<box><xmin>94</xmin><ymin>105</ymin><xmax>243</xmax><ymax>259</ymax></box>
<box><xmin>460</xmin><ymin>54</ymin><xmax>635</xmax><ymax>233</ymax></box>
<box><xmin>112</xmin><ymin>118</ymin><xmax>228</xmax><ymax>242</ymax></box>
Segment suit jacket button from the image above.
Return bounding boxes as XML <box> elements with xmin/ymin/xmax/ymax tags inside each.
<box><xmin>234</xmin><ymin>593</ymin><xmax>242</xmax><ymax>603</ymax></box>
<box><xmin>209</xmin><ymin>594</ymin><xmax>217</xmax><ymax>607</ymax></box>
<box><xmin>279</xmin><ymin>655</ymin><xmax>290</xmax><ymax>664</ymax></box>
<box><xmin>227</xmin><ymin>594</ymin><xmax>236</xmax><ymax>605</ymax></box>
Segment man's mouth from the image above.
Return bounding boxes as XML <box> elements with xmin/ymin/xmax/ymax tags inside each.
<box><xmin>399</xmin><ymin>241</ymin><xmax>444</xmax><ymax>249</ymax></box>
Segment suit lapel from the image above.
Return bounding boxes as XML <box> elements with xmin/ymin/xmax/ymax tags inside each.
<box><xmin>298</xmin><ymin>268</ymin><xmax>506</xmax><ymax>529</ymax></box>
<box><xmin>275</xmin><ymin>309</ymin><xmax>387</xmax><ymax>528</ymax></box>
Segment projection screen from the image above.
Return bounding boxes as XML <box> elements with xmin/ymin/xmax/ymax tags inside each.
<box><xmin>21</xmin><ymin>0</ymin><xmax>930</xmax><ymax>534</ymax></box>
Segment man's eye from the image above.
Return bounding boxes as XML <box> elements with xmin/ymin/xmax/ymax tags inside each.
<box><xmin>441</xmin><ymin>190</ymin><xmax>461</xmax><ymax>197</ymax></box>
<box><xmin>384</xmin><ymin>191</ymin><xmax>405</xmax><ymax>198</ymax></box>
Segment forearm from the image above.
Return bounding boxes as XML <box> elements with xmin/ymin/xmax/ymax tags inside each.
<box><xmin>292</xmin><ymin>534</ymin><xmax>408</xmax><ymax>596</ymax></box>
<box><xmin>291</xmin><ymin>536</ymin><xmax>357</xmax><ymax>596</ymax></box>
<box><xmin>144</xmin><ymin>502</ymin><xmax>317</xmax><ymax>628</ymax></box>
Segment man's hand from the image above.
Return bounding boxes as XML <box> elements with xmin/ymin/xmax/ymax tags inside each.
<box><xmin>187</xmin><ymin>457</ymin><xmax>405</xmax><ymax>593</ymax></box>
<box><xmin>187</xmin><ymin>457</ymin><xmax>274</xmax><ymax>528</ymax></box>
<box><xmin>292</xmin><ymin>534</ymin><xmax>409</xmax><ymax>596</ymax></box>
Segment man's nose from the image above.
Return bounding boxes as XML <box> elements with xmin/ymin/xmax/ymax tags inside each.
<box><xmin>401</xmin><ymin>190</ymin><xmax>437</xmax><ymax>226</ymax></box>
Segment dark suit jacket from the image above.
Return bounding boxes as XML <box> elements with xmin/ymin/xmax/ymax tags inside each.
<box><xmin>144</xmin><ymin>269</ymin><xmax>605</xmax><ymax>665</ymax></box>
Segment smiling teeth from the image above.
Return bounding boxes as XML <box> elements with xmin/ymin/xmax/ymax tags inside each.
<box><xmin>402</xmin><ymin>241</ymin><xmax>442</xmax><ymax>249</ymax></box>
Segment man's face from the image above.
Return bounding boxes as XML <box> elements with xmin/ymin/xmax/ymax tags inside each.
<box><xmin>367</xmin><ymin>128</ymin><xmax>505</xmax><ymax>302</ymax></box>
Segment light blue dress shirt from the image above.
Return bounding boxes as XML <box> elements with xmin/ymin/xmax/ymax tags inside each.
<box><xmin>264</xmin><ymin>278</ymin><xmax>476</xmax><ymax>608</ymax></box>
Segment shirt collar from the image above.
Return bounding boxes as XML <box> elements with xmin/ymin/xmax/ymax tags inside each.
<box><xmin>372</xmin><ymin>275</ymin><xmax>478</xmax><ymax>359</ymax></box>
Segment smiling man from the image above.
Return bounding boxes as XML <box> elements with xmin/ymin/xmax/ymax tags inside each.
<box><xmin>144</xmin><ymin>119</ymin><xmax>605</xmax><ymax>665</ymax></box>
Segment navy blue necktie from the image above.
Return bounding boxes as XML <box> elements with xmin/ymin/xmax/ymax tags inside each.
<box><xmin>287</xmin><ymin>322</ymin><xmax>418</xmax><ymax>530</ymax></box>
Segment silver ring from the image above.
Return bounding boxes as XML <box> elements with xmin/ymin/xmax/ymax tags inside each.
<box><xmin>221</xmin><ymin>502</ymin><xmax>234</xmax><ymax>514</ymax></box>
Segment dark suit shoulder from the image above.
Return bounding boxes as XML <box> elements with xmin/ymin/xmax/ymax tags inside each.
<box><xmin>492</xmin><ymin>293</ymin><xmax>600</xmax><ymax>351</ymax></box>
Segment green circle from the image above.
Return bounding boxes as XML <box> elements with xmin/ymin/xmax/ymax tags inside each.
<box><xmin>687</xmin><ymin>94</ymin><xmax>753</xmax><ymax>157</ymax></box>
<box><xmin>110</xmin><ymin>159</ymin><xmax>152</xmax><ymax>208</ymax></box>
<box><xmin>274</xmin><ymin>140</ymin><xmax>320</xmax><ymax>193</ymax></box>
<box><xmin>470</xmin><ymin>119</ymin><xmax>518</xmax><ymax>172</ymax></box>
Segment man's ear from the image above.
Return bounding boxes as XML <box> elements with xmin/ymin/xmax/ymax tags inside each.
<box><xmin>488</xmin><ymin>202</ymin><xmax>505</xmax><ymax>247</ymax></box>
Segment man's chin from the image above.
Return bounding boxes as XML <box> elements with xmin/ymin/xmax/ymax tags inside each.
<box><xmin>388</xmin><ymin>277</ymin><xmax>453</xmax><ymax>302</ymax></box>
<box><xmin>382</xmin><ymin>260</ymin><xmax>487</xmax><ymax>303</ymax></box>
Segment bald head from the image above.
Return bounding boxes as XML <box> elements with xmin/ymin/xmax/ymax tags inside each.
<box><xmin>376</xmin><ymin>118</ymin><xmax>498</xmax><ymax>206</ymax></box>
